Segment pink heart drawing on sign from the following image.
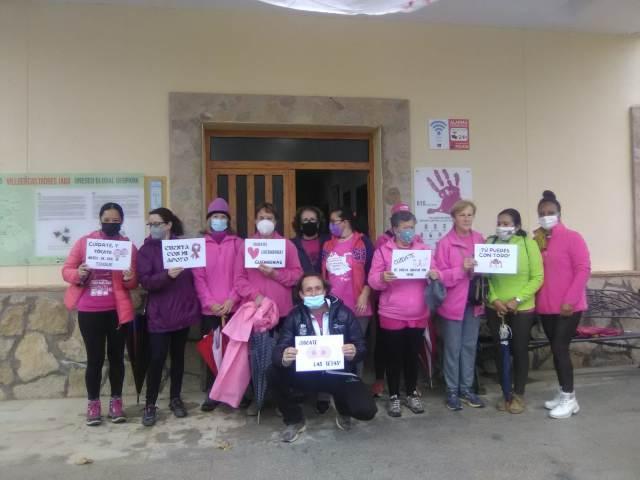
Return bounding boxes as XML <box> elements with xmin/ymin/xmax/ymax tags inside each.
<box><xmin>248</xmin><ymin>247</ymin><xmax>260</xmax><ymax>259</ymax></box>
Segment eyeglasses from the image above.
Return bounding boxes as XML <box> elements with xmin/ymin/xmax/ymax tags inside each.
<box><xmin>146</xmin><ymin>222</ymin><xmax>167</xmax><ymax>228</ymax></box>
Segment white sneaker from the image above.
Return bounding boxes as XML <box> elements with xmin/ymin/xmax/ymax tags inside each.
<box><xmin>544</xmin><ymin>387</ymin><xmax>563</xmax><ymax>410</ymax></box>
<box><xmin>549</xmin><ymin>392</ymin><xmax>580</xmax><ymax>419</ymax></box>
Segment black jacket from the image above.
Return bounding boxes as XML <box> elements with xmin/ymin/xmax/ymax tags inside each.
<box><xmin>272</xmin><ymin>295</ymin><xmax>366</xmax><ymax>372</ymax></box>
<box><xmin>291</xmin><ymin>234</ymin><xmax>331</xmax><ymax>274</ymax></box>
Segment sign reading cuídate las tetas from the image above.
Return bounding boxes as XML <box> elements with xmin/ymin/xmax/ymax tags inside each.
<box><xmin>85</xmin><ymin>239</ymin><xmax>133</xmax><ymax>271</ymax></box>
<box><xmin>295</xmin><ymin>335</ymin><xmax>344</xmax><ymax>372</ymax></box>
<box><xmin>162</xmin><ymin>238</ymin><xmax>206</xmax><ymax>269</ymax></box>
<box><xmin>391</xmin><ymin>249</ymin><xmax>432</xmax><ymax>279</ymax></box>
<box><xmin>474</xmin><ymin>244</ymin><xmax>518</xmax><ymax>274</ymax></box>
<box><xmin>244</xmin><ymin>239</ymin><xmax>286</xmax><ymax>268</ymax></box>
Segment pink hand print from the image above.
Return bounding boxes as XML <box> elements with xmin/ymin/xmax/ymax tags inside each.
<box><xmin>426</xmin><ymin>169</ymin><xmax>461</xmax><ymax>214</ymax></box>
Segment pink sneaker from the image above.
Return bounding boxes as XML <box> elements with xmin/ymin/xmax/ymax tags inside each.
<box><xmin>86</xmin><ymin>399</ymin><xmax>102</xmax><ymax>426</ymax></box>
<box><xmin>108</xmin><ymin>396</ymin><xmax>127</xmax><ymax>423</ymax></box>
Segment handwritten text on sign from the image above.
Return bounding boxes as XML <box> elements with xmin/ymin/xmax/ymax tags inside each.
<box><xmin>244</xmin><ymin>239</ymin><xmax>286</xmax><ymax>268</ymax></box>
<box><xmin>295</xmin><ymin>335</ymin><xmax>344</xmax><ymax>372</ymax></box>
<box><xmin>391</xmin><ymin>249</ymin><xmax>432</xmax><ymax>279</ymax></box>
<box><xmin>162</xmin><ymin>238</ymin><xmax>206</xmax><ymax>269</ymax></box>
<box><xmin>474</xmin><ymin>244</ymin><xmax>518</xmax><ymax>274</ymax></box>
<box><xmin>85</xmin><ymin>239</ymin><xmax>132</xmax><ymax>271</ymax></box>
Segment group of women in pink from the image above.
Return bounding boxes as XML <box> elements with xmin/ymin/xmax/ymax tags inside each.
<box><xmin>62</xmin><ymin>188</ymin><xmax>590</xmax><ymax>428</ymax></box>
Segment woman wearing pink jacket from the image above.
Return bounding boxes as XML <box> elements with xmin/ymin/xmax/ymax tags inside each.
<box><xmin>534</xmin><ymin>190</ymin><xmax>591</xmax><ymax>419</ymax></box>
<box><xmin>433</xmin><ymin>200</ymin><xmax>486</xmax><ymax>411</ymax></box>
<box><xmin>368</xmin><ymin>209</ymin><xmax>438</xmax><ymax>418</ymax></box>
<box><xmin>192</xmin><ymin>198</ymin><xmax>244</xmax><ymax>411</ymax></box>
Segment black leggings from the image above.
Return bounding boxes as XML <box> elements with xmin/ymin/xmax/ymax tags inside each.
<box><xmin>145</xmin><ymin>327</ymin><xmax>190</xmax><ymax>405</ymax></box>
<box><xmin>383</xmin><ymin>328</ymin><xmax>423</xmax><ymax>397</ymax></box>
<box><xmin>201</xmin><ymin>315</ymin><xmax>222</xmax><ymax>391</ymax></box>
<box><xmin>486</xmin><ymin>309</ymin><xmax>536</xmax><ymax>395</ymax></box>
<box><xmin>78</xmin><ymin>310</ymin><xmax>127</xmax><ymax>400</ymax></box>
<box><xmin>373</xmin><ymin>315</ymin><xmax>386</xmax><ymax>380</ymax></box>
<box><xmin>540</xmin><ymin>313</ymin><xmax>581</xmax><ymax>393</ymax></box>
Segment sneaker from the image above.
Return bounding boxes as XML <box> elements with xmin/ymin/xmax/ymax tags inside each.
<box><xmin>169</xmin><ymin>398</ymin><xmax>187</xmax><ymax>418</ymax></box>
<box><xmin>316</xmin><ymin>400</ymin><xmax>330</xmax><ymax>415</ymax></box>
<box><xmin>508</xmin><ymin>394</ymin><xmax>526</xmax><ymax>414</ymax></box>
<box><xmin>549</xmin><ymin>392</ymin><xmax>580</xmax><ymax>419</ymax></box>
<box><xmin>406</xmin><ymin>391</ymin><xmax>425</xmax><ymax>414</ymax></box>
<box><xmin>371</xmin><ymin>380</ymin><xmax>385</xmax><ymax>397</ymax></box>
<box><xmin>460</xmin><ymin>390</ymin><xmax>486</xmax><ymax>408</ymax></box>
<box><xmin>446</xmin><ymin>391</ymin><xmax>462</xmax><ymax>411</ymax></box>
<box><xmin>201</xmin><ymin>397</ymin><xmax>219</xmax><ymax>412</ymax></box>
<box><xmin>496</xmin><ymin>398</ymin><xmax>508</xmax><ymax>412</ymax></box>
<box><xmin>280</xmin><ymin>422</ymin><xmax>306</xmax><ymax>443</ymax></box>
<box><xmin>388</xmin><ymin>395</ymin><xmax>402</xmax><ymax>417</ymax></box>
<box><xmin>86</xmin><ymin>399</ymin><xmax>102</xmax><ymax>426</ymax></box>
<box><xmin>108</xmin><ymin>396</ymin><xmax>127</xmax><ymax>423</ymax></box>
<box><xmin>544</xmin><ymin>387</ymin><xmax>563</xmax><ymax>410</ymax></box>
<box><xmin>335</xmin><ymin>414</ymin><xmax>352</xmax><ymax>431</ymax></box>
<box><xmin>142</xmin><ymin>405</ymin><xmax>158</xmax><ymax>427</ymax></box>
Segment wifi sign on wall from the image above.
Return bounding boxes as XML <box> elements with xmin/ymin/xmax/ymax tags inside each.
<box><xmin>428</xmin><ymin>118</ymin><xmax>470</xmax><ymax>150</ymax></box>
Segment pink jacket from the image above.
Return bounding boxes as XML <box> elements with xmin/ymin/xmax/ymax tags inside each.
<box><xmin>368</xmin><ymin>236</ymin><xmax>432</xmax><ymax>327</ymax></box>
<box><xmin>234</xmin><ymin>232</ymin><xmax>303</xmax><ymax>318</ymax></box>
<box><xmin>192</xmin><ymin>233</ymin><xmax>244</xmax><ymax>315</ymax></box>
<box><xmin>535</xmin><ymin>223</ymin><xmax>591</xmax><ymax>314</ymax></box>
<box><xmin>209</xmin><ymin>298</ymin><xmax>279</xmax><ymax>407</ymax></box>
<box><xmin>433</xmin><ymin>228</ymin><xmax>485</xmax><ymax>321</ymax></box>
<box><xmin>61</xmin><ymin>231</ymin><xmax>138</xmax><ymax>325</ymax></box>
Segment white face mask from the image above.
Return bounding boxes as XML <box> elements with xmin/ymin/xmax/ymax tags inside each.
<box><xmin>256</xmin><ymin>219</ymin><xmax>276</xmax><ymax>236</ymax></box>
<box><xmin>496</xmin><ymin>226</ymin><xmax>516</xmax><ymax>241</ymax></box>
<box><xmin>539</xmin><ymin>215</ymin><xmax>559</xmax><ymax>230</ymax></box>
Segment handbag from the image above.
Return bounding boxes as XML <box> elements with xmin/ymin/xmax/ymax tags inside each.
<box><xmin>425</xmin><ymin>278</ymin><xmax>447</xmax><ymax>314</ymax></box>
<box><xmin>468</xmin><ymin>274</ymin><xmax>489</xmax><ymax>306</ymax></box>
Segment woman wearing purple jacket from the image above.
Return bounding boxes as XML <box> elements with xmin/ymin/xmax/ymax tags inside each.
<box><xmin>136</xmin><ymin>208</ymin><xmax>201</xmax><ymax>426</ymax></box>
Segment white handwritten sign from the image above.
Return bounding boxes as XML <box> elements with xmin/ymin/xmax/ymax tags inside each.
<box><xmin>244</xmin><ymin>239</ymin><xmax>286</xmax><ymax>268</ymax></box>
<box><xmin>474</xmin><ymin>244</ymin><xmax>518</xmax><ymax>274</ymax></box>
<box><xmin>162</xmin><ymin>238</ymin><xmax>206</xmax><ymax>269</ymax></box>
<box><xmin>391</xmin><ymin>249</ymin><xmax>432</xmax><ymax>279</ymax></box>
<box><xmin>86</xmin><ymin>239</ymin><xmax>132</xmax><ymax>271</ymax></box>
<box><xmin>295</xmin><ymin>335</ymin><xmax>344</xmax><ymax>372</ymax></box>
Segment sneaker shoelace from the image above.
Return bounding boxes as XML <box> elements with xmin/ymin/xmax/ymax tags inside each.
<box><xmin>390</xmin><ymin>397</ymin><xmax>401</xmax><ymax>409</ymax></box>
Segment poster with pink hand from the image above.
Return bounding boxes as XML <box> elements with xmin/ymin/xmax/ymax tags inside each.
<box><xmin>414</xmin><ymin>168</ymin><xmax>472</xmax><ymax>248</ymax></box>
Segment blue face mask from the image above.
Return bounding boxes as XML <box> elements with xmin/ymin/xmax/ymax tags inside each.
<box><xmin>210</xmin><ymin>218</ymin><xmax>228</xmax><ymax>232</ymax></box>
<box><xmin>397</xmin><ymin>229</ymin><xmax>415</xmax><ymax>244</ymax></box>
<box><xmin>303</xmin><ymin>294</ymin><xmax>326</xmax><ymax>310</ymax></box>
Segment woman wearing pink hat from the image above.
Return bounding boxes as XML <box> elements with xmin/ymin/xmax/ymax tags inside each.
<box><xmin>192</xmin><ymin>197</ymin><xmax>245</xmax><ymax>411</ymax></box>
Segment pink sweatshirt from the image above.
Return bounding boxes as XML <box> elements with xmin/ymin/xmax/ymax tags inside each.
<box><xmin>535</xmin><ymin>223</ymin><xmax>591</xmax><ymax>314</ymax></box>
<box><xmin>192</xmin><ymin>233</ymin><xmax>244</xmax><ymax>315</ymax></box>
<box><xmin>234</xmin><ymin>232</ymin><xmax>303</xmax><ymax>318</ymax></box>
<box><xmin>368</xmin><ymin>236</ymin><xmax>433</xmax><ymax>330</ymax></box>
<box><xmin>433</xmin><ymin>228</ymin><xmax>485</xmax><ymax>321</ymax></box>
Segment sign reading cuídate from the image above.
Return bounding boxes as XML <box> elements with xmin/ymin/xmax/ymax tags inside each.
<box><xmin>162</xmin><ymin>238</ymin><xmax>206</xmax><ymax>269</ymax></box>
<box><xmin>474</xmin><ymin>244</ymin><xmax>518</xmax><ymax>274</ymax></box>
<box><xmin>244</xmin><ymin>239</ymin><xmax>286</xmax><ymax>268</ymax></box>
<box><xmin>391</xmin><ymin>249</ymin><xmax>432</xmax><ymax>279</ymax></box>
<box><xmin>85</xmin><ymin>239</ymin><xmax>132</xmax><ymax>271</ymax></box>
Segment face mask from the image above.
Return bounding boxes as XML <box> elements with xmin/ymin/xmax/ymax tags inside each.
<box><xmin>496</xmin><ymin>226</ymin><xmax>516</xmax><ymax>241</ymax></box>
<box><xmin>397</xmin><ymin>229</ymin><xmax>415</xmax><ymax>244</ymax></box>
<box><xmin>329</xmin><ymin>223</ymin><xmax>343</xmax><ymax>238</ymax></box>
<box><xmin>303</xmin><ymin>294</ymin><xmax>326</xmax><ymax>310</ymax></box>
<box><xmin>150</xmin><ymin>225</ymin><xmax>166</xmax><ymax>240</ymax></box>
<box><xmin>101</xmin><ymin>222</ymin><xmax>121</xmax><ymax>237</ymax></box>
<box><xmin>210</xmin><ymin>218</ymin><xmax>228</xmax><ymax>232</ymax></box>
<box><xmin>301</xmin><ymin>221</ymin><xmax>319</xmax><ymax>237</ymax></box>
<box><xmin>256</xmin><ymin>219</ymin><xmax>275</xmax><ymax>236</ymax></box>
<box><xmin>539</xmin><ymin>215</ymin><xmax>559</xmax><ymax>230</ymax></box>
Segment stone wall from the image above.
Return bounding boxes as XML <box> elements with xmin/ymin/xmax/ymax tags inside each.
<box><xmin>1</xmin><ymin>272</ymin><xmax>640</xmax><ymax>400</ymax></box>
<box><xmin>0</xmin><ymin>288</ymin><xmax>202</xmax><ymax>401</ymax></box>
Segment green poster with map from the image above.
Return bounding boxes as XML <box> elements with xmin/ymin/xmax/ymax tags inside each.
<box><xmin>0</xmin><ymin>174</ymin><xmax>145</xmax><ymax>266</ymax></box>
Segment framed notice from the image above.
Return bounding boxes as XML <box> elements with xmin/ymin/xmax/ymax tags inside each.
<box><xmin>295</xmin><ymin>335</ymin><xmax>344</xmax><ymax>372</ymax></box>
<box><xmin>162</xmin><ymin>238</ymin><xmax>206</xmax><ymax>269</ymax></box>
<box><xmin>391</xmin><ymin>249</ymin><xmax>432</xmax><ymax>279</ymax></box>
<box><xmin>474</xmin><ymin>244</ymin><xmax>518</xmax><ymax>274</ymax></box>
<box><xmin>244</xmin><ymin>239</ymin><xmax>286</xmax><ymax>268</ymax></box>
<box><xmin>85</xmin><ymin>239</ymin><xmax>133</xmax><ymax>271</ymax></box>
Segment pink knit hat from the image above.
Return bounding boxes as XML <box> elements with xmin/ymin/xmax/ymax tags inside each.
<box><xmin>207</xmin><ymin>197</ymin><xmax>230</xmax><ymax>217</ymax></box>
<box><xmin>391</xmin><ymin>202</ymin><xmax>410</xmax><ymax>214</ymax></box>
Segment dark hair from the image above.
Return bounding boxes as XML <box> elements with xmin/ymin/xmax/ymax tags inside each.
<box><xmin>538</xmin><ymin>190</ymin><xmax>561</xmax><ymax>214</ymax></box>
<box><xmin>255</xmin><ymin>202</ymin><xmax>279</xmax><ymax>221</ymax></box>
<box><xmin>497</xmin><ymin>208</ymin><xmax>527</xmax><ymax>237</ymax></box>
<box><xmin>292</xmin><ymin>206</ymin><xmax>326</xmax><ymax>233</ymax></box>
<box><xmin>296</xmin><ymin>272</ymin><xmax>331</xmax><ymax>296</ymax></box>
<box><xmin>99</xmin><ymin>202</ymin><xmax>124</xmax><ymax>221</ymax></box>
<box><xmin>149</xmin><ymin>207</ymin><xmax>184</xmax><ymax>236</ymax></box>
<box><xmin>390</xmin><ymin>210</ymin><xmax>416</xmax><ymax>228</ymax></box>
